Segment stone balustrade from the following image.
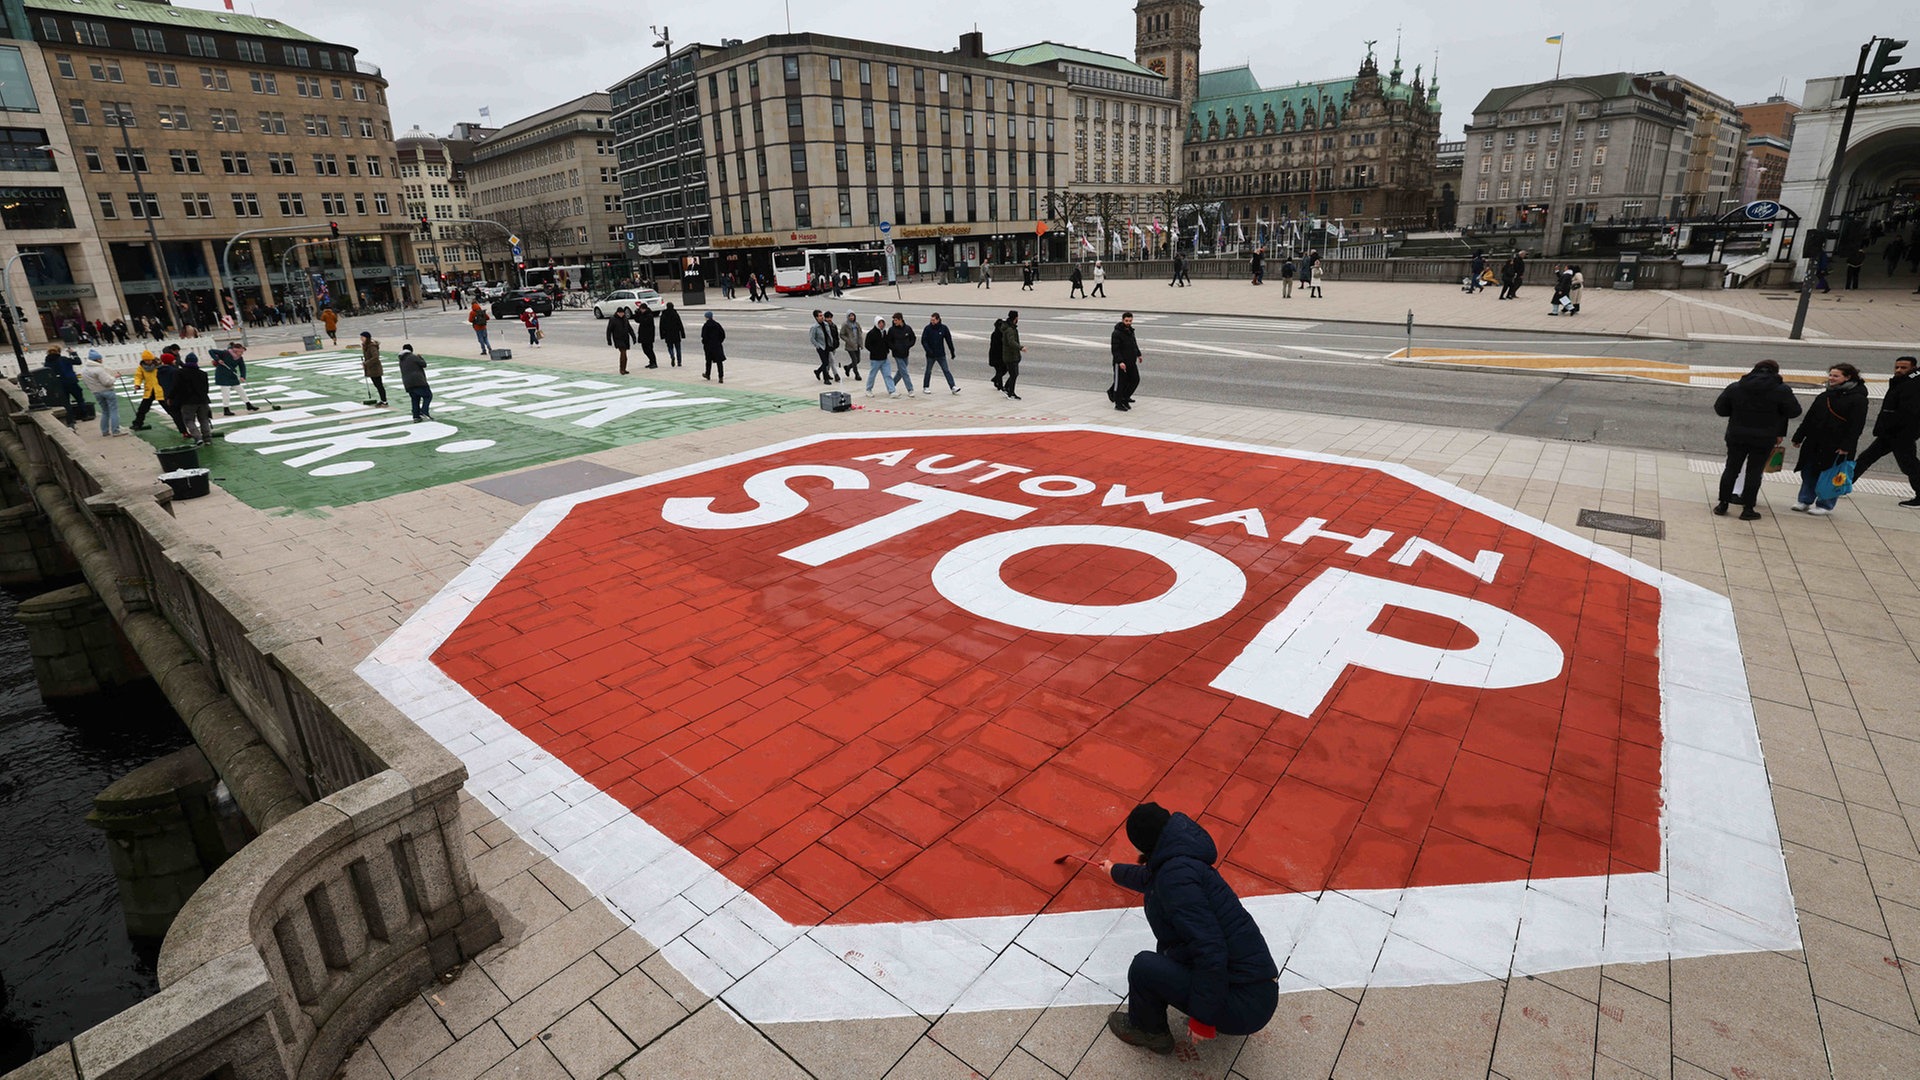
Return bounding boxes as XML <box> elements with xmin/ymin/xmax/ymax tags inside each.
<box><xmin>0</xmin><ymin>388</ymin><xmax>498</xmax><ymax>1080</ymax></box>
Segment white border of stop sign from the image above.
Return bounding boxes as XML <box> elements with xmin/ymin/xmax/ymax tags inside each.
<box><xmin>358</xmin><ymin>427</ymin><xmax>1795</xmax><ymax>1024</ymax></box>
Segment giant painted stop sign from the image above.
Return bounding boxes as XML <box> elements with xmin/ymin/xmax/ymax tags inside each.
<box><xmin>362</xmin><ymin>428</ymin><xmax>1795</xmax><ymax>1023</ymax></box>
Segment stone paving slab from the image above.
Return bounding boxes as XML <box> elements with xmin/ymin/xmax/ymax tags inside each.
<box><xmin>49</xmin><ymin>309</ymin><xmax>1920</xmax><ymax>1078</ymax></box>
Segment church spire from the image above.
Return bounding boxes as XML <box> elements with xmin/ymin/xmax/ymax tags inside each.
<box><xmin>1390</xmin><ymin>26</ymin><xmax>1403</xmax><ymax>84</ymax></box>
<box><xmin>1430</xmin><ymin>49</ymin><xmax>1440</xmax><ymax>103</ymax></box>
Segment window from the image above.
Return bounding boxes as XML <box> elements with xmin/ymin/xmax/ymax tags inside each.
<box><xmin>131</xmin><ymin>28</ymin><xmax>166</xmax><ymax>53</ymax></box>
<box><xmin>82</xmin><ymin>146</ymin><xmax>103</xmax><ymax>171</ymax></box>
<box><xmin>267</xmin><ymin>152</ymin><xmax>295</xmax><ymax>175</ymax></box>
<box><xmin>784</xmin><ymin>56</ymin><xmax>800</xmax><ymax>80</ymax></box>
<box><xmin>1526</xmin><ymin>129</ymin><xmax>1538</xmax><ymax>145</ymax></box>
<box><xmin>364</xmin><ymin>156</ymin><xmax>381</xmax><ymax>176</ymax></box>
<box><xmin>794</xmin><ymin>191</ymin><xmax>811</xmax><ymax>227</ymax></box>
<box><xmin>1523</xmin><ymin>152</ymin><xmax>1535</xmax><ymax>170</ymax></box>
<box><xmin>861</xmin><ymin>103</ymin><xmax>873</xmax><ymax>128</ymax></box>
<box><xmin>373</xmin><ymin>193</ymin><xmax>389</xmax><ymax>214</ymax></box>
<box><xmin>1500</xmin><ymin>153</ymin><xmax>1512</xmax><ymax>173</ymax></box>
<box><xmin>1596</xmin><ymin>123</ymin><xmax>1610</xmax><ymax>139</ymax></box>
<box><xmin>87</xmin><ymin>58</ymin><xmax>123</xmax><ymax>82</ymax></box>
<box><xmin>1570</xmin><ymin>147</ymin><xmax>1582</xmax><ymax>167</ymax></box>
<box><xmin>320</xmin><ymin>192</ymin><xmax>345</xmax><ymax>215</ymax></box>
<box><xmin>829</xmin><ymin>57</ymin><xmax>842</xmax><ymax>82</ymax></box>
<box><xmin>889</xmin><ymin>105</ymin><xmax>900</xmax><ymax>131</ymax></box>
<box><xmin>209</xmin><ymin>108</ymin><xmax>240</xmax><ymax>131</ymax></box>
<box><xmin>831</xmin><ymin>102</ymin><xmax>844</xmax><ymax>127</ymax></box>
<box><xmin>282</xmin><ymin>45</ymin><xmax>312</xmax><ymax>67</ymax></box>
<box><xmin>312</xmin><ymin>153</ymin><xmax>339</xmax><ymax>175</ymax></box>
<box><xmin>185</xmin><ymin>33</ymin><xmax>218</xmax><ymax>58</ymax></box>
<box><xmin>146</xmin><ymin>62</ymin><xmax>179</xmax><ymax>87</ymax></box>
<box><xmin>169</xmin><ymin>149</ymin><xmax>201</xmax><ymax>173</ymax></box>
<box><xmin>96</xmin><ymin>191</ymin><xmax>116</xmax><ymax>219</ymax></box>
<box><xmin>351</xmin><ymin>83</ymin><xmax>367</xmax><ymax>102</ymax></box>
<box><xmin>127</xmin><ymin>192</ymin><xmax>162</xmax><ymax>219</ymax></box>
<box><xmin>102</xmin><ymin>101</ymin><xmax>136</xmax><ymax>127</ymax></box>
<box><xmin>113</xmin><ymin>146</ymin><xmax>149</xmax><ymax>172</ymax></box>
<box><xmin>887</xmin><ymin>64</ymin><xmax>898</xmax><ymax>88</ymax></box>
<box><xmin>859</xmin><ymin>61</ymin><xmax>871</xmax><ymax>85</ymax></box>
<box><xmin>236</xmin><ymin>40</ymin><xmax>266</xmax><ymax>64</ymax></box>
<box><xmin>259</xmin><ymin>111</ymin><xmax>287</xmax><ymax>134</ymax></box>
<box><xmin>180</xmin><ymin>192</ymin><xmax>214</xmax><ymax>218</ymax></box>
<box><xmin>250</xmin><ymin>71</ymin><xmax>277</xmax><ymax>94</ymax></box>
<box><xmin>200</xmin><ymin>67</ymin><xmax>230</xmax><ymax>91</ymax></box>
<box><xmin>790</xmin><ymin>146</ymin><xmax>807</xmax><ymax>173</ymax></box>
<box><xmin>747</xmin><ymin>60</ymin><xmax>759</xmax><ymax>87</ymax></box>
<box><xmin>231</xmin><ymin>192</ymin><xmax>262</xmax><ymax>217</ymax></box>
<box><xmin>73</xmin><ymin>22</ymin><xmax>110</xmax><ymax>48</ymax></box>
<box><xmin>1481</xmin><ymin>134</ymin><xmax>1493</xmax><ymax>149</ymax></box>
<box><xmin>157</xmin><ymin>105</ymin><xmax>190</xmax><ymax>129</ymax></box>
<box><xmin>939</xmin><ymin>72</ymin><xmax>949</xmax><ymax>93</ymax></box>
<box><xmin>1593</xmin><ymin>146</ymin><xmax>1607</xmax><ymax>166</ymax></box>
<box><xmin>1503</xmin><ymin>132</ymin><xmax>1516</xmax><ymax>147</ymax></box>
<box><xmin>302</xmin><ymin>114</ymin><xmax>329</xmax><ymax>136</ymax></box>
<box><xmin>838</xmin><ymin>190</ymin><xmax>852</xmax><ymax>226</ymax></box>
<box><xmin>1589</xmin><ymin>174</ymin><xmax>1602</xmax><ymax>194</ymax></box>
<box><xmin>787</xmin><ymin>100</ymin><xmax>803</xmax><ymax>127</ymax></box>
<box><xmin>330</xmin><ymin>79</ymin><xmax>343</xmax><ymax>99</ymax></box>
<box><xmin>277</xmin><ymin>192</ymin><xmax>305</xmax><ymax>216</ymax></box>
<box><xmin>56</xmin><ymin>54</ymin><xmax>77</xmax><ymax>79</ymax></box>
<box><xmin>221</xmin><ymin>150</ymin><xmax>251</xmax><ymax>174</ymax></box>
<box><xmin>834</xmin><ymin>147</ymin><xmax>847</xmax><ymax>171</ymax></box>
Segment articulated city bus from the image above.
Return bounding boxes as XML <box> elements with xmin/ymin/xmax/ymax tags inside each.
<box><xmin>771</xmin><ymin>248</ymin><xmax>887</xmax><ymax>294</ymax></box>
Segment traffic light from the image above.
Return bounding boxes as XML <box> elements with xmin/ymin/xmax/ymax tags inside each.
<box><xmin>1869</xmin><ymin>38</ymin><xmax>1908</xmax><ymax>79</ymax></box>
<box><xmin>418</xmin><ymin>214</ymin><xmax>432</xmax><ymax>237</ymax></box>
<box><xmin>516</xmin><ymin>261</ymin><xmax>525</xmax><ymax>271</ymax></box>
<box><xmin>329</xmin><ymin>221</ymin><xmax>340</xmax><ymax>239</ymax></box>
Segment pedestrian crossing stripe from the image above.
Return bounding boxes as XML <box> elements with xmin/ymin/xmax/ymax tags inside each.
<box><xmin>1055</xmin><ymin>311</ymin><xmax>1167</xmax><ymax>322</ymax></box>
<box><xmin>1187</xmin><ymin>317</ymin><xmax>1319</xmax><ymax>332</ymax></box>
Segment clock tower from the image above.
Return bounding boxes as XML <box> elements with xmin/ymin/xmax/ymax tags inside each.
<box><xmin>1134</xmin><ymin>0</ymin><xmax>1202</xmax><ymax>109</ymax></box>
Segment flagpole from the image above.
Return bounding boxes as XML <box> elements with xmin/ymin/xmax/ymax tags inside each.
<box><xmin>1554</xmin><ymin>36</ymin><xmax>1564</xmax><ymax>81</ymax></box>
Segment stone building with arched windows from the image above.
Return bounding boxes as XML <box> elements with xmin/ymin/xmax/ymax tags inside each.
<box><xmin>1181</xmin><ymin>47</ymin><xmax>1443</xmax><ymax>238</ymax></box>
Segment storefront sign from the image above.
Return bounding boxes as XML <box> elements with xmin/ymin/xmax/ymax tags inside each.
<box><xmin>897</xmin><ymin>224</ymin><xmax>976</xmax><ymax>239</ymax></box>
<box><xmin>29</xmin><ymin>283</ymin><xmax>97</xmax><ymax>300</ymax></box>
<box><xmin>711</xmin><ymin>235</ymin><xmax>774</xmax><ymax>250</ymax></box>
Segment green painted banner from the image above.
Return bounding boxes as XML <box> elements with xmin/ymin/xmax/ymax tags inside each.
<box><xmin>134</xmin><ymin>350</ymin><xmax>808</xmax><ymax>512</ymax></box>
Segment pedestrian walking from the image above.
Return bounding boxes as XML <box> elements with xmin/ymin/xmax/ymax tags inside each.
<box><xmin>1851</xmin><ymin>355</ymin><xmax>1920</xmax><ymax>506</ymax></box>
<box><xmin>521</xmin><ymin>307</ymin><xmax>542</xmax><ymax>347</ymax></box>
<box><xmin>1280</xmin><ymin>256</ymin><xmax>1295</xmax><ymax>297</ymax></box>
<box><xmin>1302</xmin><ymin>250</ymin><xmax>1324</xmax><ymax>298</ymax></box>
<box><xmin>1813</xmin><ymin>249</ymin><xmax>1832</xmax><ymax>293</ymax></box>
<box><xmin>977</xmin><ymin>260</ymin><xmax>993</xmax><ymax>289</ymax></box>
<box><xmin>607</xmin><ymin>309</ymin><xmax>634</xmax><ymax>374</ymax></box>
<box><xmin>1790</xmin><ymin>363</ymin><xmax>1870</xmax><ymax>515</ymax></box>
<box><xmin>1568</xmin><ymin>265</ymin><xmax>1584</xmax><ymax>314</ymax></box>
<box><xmin>321</xmin><ymin>306</ymin><xmax>339</xmax><ymax>345</ymax></box>
<box><xmin>1099</xmin><ymin>802</ymin><xmax>1279</xmax><ymax>1056</ymax></box>
<box><xmin>213</xmin><ymin>341</ymin><xmax>258</xmax><ymax>414</ymax></box>
<box><xmin>1549</xmin><ymin>265</ymin><xmax>1574</xmax><ymax>315</ymax></box>
<box><xmin>921</xmin><ymin>312</ymin><xmax>959</xmax><ymax>394</ymax></box>
<box><xmin>1713</xmin><ymin>360</ymin><xmax>1802</xmax><ymax>520</ymax></box>
<box><xmin>864</xmin><ymin>317</ymin><xmax>896</xmax><ymax>395</ymax></box>
<box><xmin>172</xmin><ymin>352</ymin><xmax>214</xmax><ymax>445</ymax></box>
<box><xmin>660</xmin><ymin>303</ymin><xmax>685</xmax><ymax>367</ymax></box>
<box><xmin>398</xmin><ymin>344</ymin><xmax>432</xmax><ymax>421</ymax></box>
<box><xmin>1469</xmin><ymin>250</ymin><xmax>1488</xmax><ymax>293</ymax></box>
<box><xmin>350</xmin><ymin>332</ymin><xmax>386</xmax><ymax>407</ymax></box>
<box><xmin>887</xmin><ymin>313</ymin><xmax>917</xmax><ymax>396</ymax></box>
<box><xmin>1091</xmin><ymin>262</ymin><xmax>1107</xmax><ymax>297</ymax></box>
<box><xmin>1170</xmin><ymin>254</ymin><xmax>1189</xmax><ymax>287</ymax></box>
<box><xmin>80</xmin><ymin>350</ymin><xmax>125</xmax><ymax>436</ymax></box>
<box><xmin>1021</xmin><ymin>263</ymin><xmax>1036</xmax><ymax>291</ymax></box>
<box><xmin>841</xmin><ymin>311</ymin><xmax>864</xmax><ymax>378</ymax></box>
<box><xmin>1249</xmin><ymin>248</ymin><xmax>1265</xmax><ymax>285</ymax></box>
<box><xmin>1844</xmin><ymin>248</ymin><xmax>1866</xmax><ymax>290</ymax></box>
<box><xmin>154</xmin><ymin>347</ymin><xmax>189</xmax><ymax>437</ymax></box>
<box><xmin>809</xmin><ymin>310</ymin><xmax>838</xmax><ymax>383</ymax></box>
<box><xmin>1109</xmin><ymin>312</ymin><xmax>1142</xmax><ymax>411</ymax></box>
<box><xmin>1069</xmin><ymin>266</ymin><xmax>1087</xmax><ymax>298</ymax></box>
<box><xmin>999</xmin><ymin>311</ymin><xmax>1025</xmax><ymax>399</ymax></box>
<box><xmin>634</xmin><ymin>302</ymin><xmax>659</xmax><ymax>368</ymax></box>
<box><xmin>469</xmin><ymin>302</ymin><xmax>492</xmax><ymax>356</ymax></box>
<box><xmin>699</xmin><ymin>311</ymin><xmax>725</xmax><ymax>382</ymax></box>
<box><xmin>988</xmin><ymin>317</ymin><xmax>1007</xmax><ymax>391</ymax></box>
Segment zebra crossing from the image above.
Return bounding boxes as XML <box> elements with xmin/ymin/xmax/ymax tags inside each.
<box><xmin>1185</xmin><ymin>316</ymin><xmax>1320</xmax><ymax>333</ymax></box>
<box><xmin>1052</xmin><ymin>310</ymin><xmax>1168</xmax><ymax>323</ymax></box>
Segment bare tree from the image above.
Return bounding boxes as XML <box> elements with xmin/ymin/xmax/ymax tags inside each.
<box><xmin>1088</xmin><ymin>191</ymin><xmax>1126</xmax><ymax>260</ymax></box>
<box><xmin>499</xmin><ymin>201</ymin><xmax>574</xmax><ymax>263</ymax></box>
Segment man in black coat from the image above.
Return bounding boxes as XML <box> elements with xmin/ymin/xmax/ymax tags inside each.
<box><xmin>699</xmin><ymin>312</ymin><xmax>725</xmax><ymax>382</ymax></box>
<box><xmin>1109</xmin><ymin>312</ymin><xmax>1142</xmax><ymax>411</ymax></box>
<box><xmin>634</xmin><ymin>303</ymin><xmax>659</xmax><ymax>368</ymax></box>
<box><xmin>1714</xmin><ymin>360</ymin><xmax>1803</xmax><ymax>520</ymax></box>
<box><xmin>1102</xmin><ymin>803</ymin><xmax>1278</xmax><ymax>1055</ymax></box>
<box><xmin>606</xmin><ymin>309</ymin><xmax>634</xmax><ymax>374</ymax></box>
<box><xmin>886</xmin><ymin>313</ymin><xmax>917</xmax><ymax>397</ymax></box>
<box><xmin>1850</xmin><ymin>355</ymin><xmax>1920</xmax><ymax>507</ymax></box>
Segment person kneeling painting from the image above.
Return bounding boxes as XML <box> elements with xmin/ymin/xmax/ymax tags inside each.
<box><xmin>1102</xmin><ymin>802</ymin><xmax>1279</xmax><ymax>1054</ymax></box>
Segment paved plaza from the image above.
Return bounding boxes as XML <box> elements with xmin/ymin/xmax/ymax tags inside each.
<box><xmin>62</xmin><ymin>288</ymin><xmax>1920</xmax><ymax>1079</ymax></box>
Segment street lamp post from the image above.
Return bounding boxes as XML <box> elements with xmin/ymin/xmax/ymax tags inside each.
<box><xmin>2</xmin><ymin>251</ymin><xmax>50</xmax><ymax>408</ymax></box>
<box><xmin>652</xmin><ymin>27</ymin><xmax>701</xmax><ymax>304</ymax></box>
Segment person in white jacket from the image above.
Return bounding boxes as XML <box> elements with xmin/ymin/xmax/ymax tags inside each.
<box><xmin>78</xmin><ymin>349</ymin><xmax>126</xmax><ymax>436</ymax></box>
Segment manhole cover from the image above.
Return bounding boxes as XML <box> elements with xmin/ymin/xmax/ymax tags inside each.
<box><xmin>1578</xmin><ymin>509</ymin><xmax>1665</xmax><ymax>538</ymax></box>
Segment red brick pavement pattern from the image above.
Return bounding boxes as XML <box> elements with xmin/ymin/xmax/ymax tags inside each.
<box><xmin>432</xmin><ymin>431</ymin><xmax>1662</xmax><ymax>924</ymax></box>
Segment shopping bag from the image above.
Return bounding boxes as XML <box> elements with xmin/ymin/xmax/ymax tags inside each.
<box><xmin>1764</xmin><ymin>447</ymin><xmax>1785</xmax><ymax>474</ymax></box>
<box><xmin>1816</xmin><ymin>459</ymin><xmax>1856</xmax><ymax>500</ymax></box>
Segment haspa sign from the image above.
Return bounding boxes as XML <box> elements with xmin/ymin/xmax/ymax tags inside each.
<box><xmin>361</xmin><ymin>428</ymin><xmax>1795</xmax><ymax>1023</ymax></box>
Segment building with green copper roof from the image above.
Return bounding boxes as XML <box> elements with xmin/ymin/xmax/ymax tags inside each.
<box><xmin>23</xmin><ymin>0</ymin><xmax>331</xmax><ymax>47</ymax></box>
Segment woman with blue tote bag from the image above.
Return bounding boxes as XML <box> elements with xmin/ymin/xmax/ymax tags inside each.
<box><xmin>1791</xmin><ymin>363</ymin><xmax>1870</xmax><ymax>516</ymax></box>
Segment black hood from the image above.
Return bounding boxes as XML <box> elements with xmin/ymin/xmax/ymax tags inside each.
<box><xmin>1145</xmin><ymin>813</ymin><xmax>1217</xmax><ymax>872</ymax></box>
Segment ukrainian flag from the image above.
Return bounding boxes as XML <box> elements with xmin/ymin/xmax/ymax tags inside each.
<box><xmin>1546</xmin><ymin>34</ymin><xmax>1564</xmax><ymax>44</ymax></box>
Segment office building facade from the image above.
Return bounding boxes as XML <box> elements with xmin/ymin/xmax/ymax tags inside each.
<box><xmin>466</xmin><ymin>93</ymin><xmax>624</xmax><ymax>285</ymax></box>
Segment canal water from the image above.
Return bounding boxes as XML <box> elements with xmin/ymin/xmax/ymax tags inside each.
<box><xmin>0</xmin><ymin>585</ymin><xmax>193</xmax><ymax>1072</ymax></box>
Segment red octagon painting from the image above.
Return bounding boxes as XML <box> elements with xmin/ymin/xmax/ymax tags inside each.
<box><xmin>363</xmin><ymin>427</ymin><xmax>1794</xmax><ymax>1021</ymax></box>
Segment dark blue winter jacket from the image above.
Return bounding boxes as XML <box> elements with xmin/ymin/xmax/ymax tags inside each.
<box><xmin>1111</xmin><ymin>813</ymin><xmax>1278</xmax><ymax>1025</ymax></box>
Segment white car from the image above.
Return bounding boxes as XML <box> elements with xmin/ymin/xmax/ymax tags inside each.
<box><xmin>592</xmin><ymin>289</ymin><xmax>666</xmax><ymax>318</ymax></box>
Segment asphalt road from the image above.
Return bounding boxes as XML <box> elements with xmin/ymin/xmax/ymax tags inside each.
<box><xmin>451</xmin><ymin>298</ymin><xmax>1893</xmax><ymax>457</ymax></box>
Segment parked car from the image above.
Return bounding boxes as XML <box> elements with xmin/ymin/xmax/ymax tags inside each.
<box><xmin>592</xmin><ymin>288</ymin><xmax>666</xmax><ymax>318</ymax></box>
<box><xmin>490</xmin><ymin>289</ymin><xmax>555</xmax><ymax>318</ymax></box>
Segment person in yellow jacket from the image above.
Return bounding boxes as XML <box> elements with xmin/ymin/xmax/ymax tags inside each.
<box><xmin>130</xmin><ymin>350</ymin><xmax>164</xmax><ymax>431</ymax></box>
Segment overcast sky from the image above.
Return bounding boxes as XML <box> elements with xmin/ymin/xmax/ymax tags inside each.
<box><xmin>243</xmin><ymin>0</ymin><xmax>1893</xmax><ymax>136</ymax></box>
